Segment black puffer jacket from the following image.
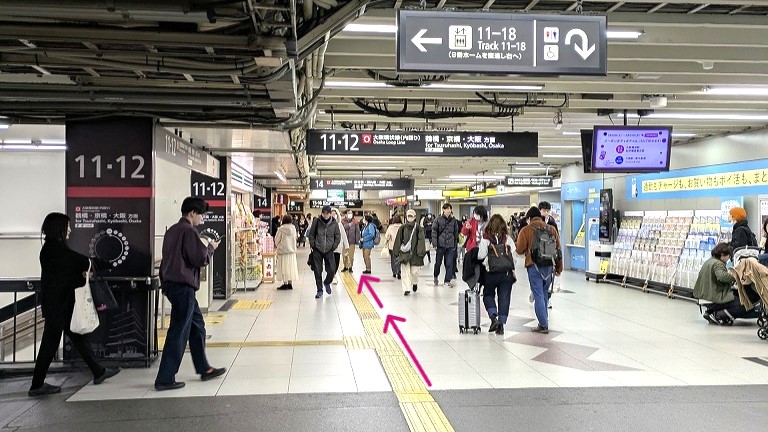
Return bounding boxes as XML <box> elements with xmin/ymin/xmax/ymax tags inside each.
<box><xmin>731</xmin><ymin>220</ymin><xmax>757</xmax><ymax>251</ymax></box>
<box><xmin>431</xmin><ymin>215</ymin><xmax>459</xmax><ymax>249</ymax></box>
<box><xmin>308</xmin><ymin>216</ymin><xmax>341</xmax><ymax>254</ymax></box>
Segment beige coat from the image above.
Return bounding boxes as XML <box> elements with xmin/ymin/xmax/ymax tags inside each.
<box><xmin>732</xmin><ymin>258</ymin><xmax>768</xmax><ymax>309</ymax></box>
<box><xmin>274</xmin><ymin>224</ymin><xmax>297</xmax><ymax>255</ymax></box>
<box><xmin>385</xmin><ymin>223</ymin><xmax>402</xmax><ymax>250</ymax></box>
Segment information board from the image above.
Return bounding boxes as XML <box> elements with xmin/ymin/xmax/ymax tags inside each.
<box><xmin>592</xmin><ymin>126</ymin><xmax>672</xmax><ymax>173</ymax></box>
<box><xmin>307</xmin><ymin>130</ymin><xmax>537</xmax><ymax>157</ymax></box>
<box><xmin>397</xmin><ymin>10</ymin><xmax>607</xmax><ymax>76</ymax></box>
<box><xmin>310</xmin><ymin>178</ymin><xmax>415</xmax><ymax>191</ymax></box>
<box><xmin>504</xmin><ymin>176</ymin><xmax>553</xmax><ymax>188</ymax></box>
<box><xmin>310</xmin><ymin>199</ymin><xmax>363</xmax><ymax>209</ymax></box>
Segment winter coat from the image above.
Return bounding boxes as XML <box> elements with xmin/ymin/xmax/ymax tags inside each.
<box><xmin>360</xmin><ymin>223</ymin><xmax>377</xmax><ymax>249</ymax></box>
<box><xmin>274</xmin><ymin>224</ymin><xmax>297</xmax><ymax>255</ymax></box>
<box><xmin>461</xmin><ymin>218</ymin><xmax>487</xmax><ymax>251</ymax></box>
<box><xmin>342</xmin><ymin>217</ymin><xmax>362</xmax><ymax>245</ymax></box>
<box><xmin>423</xmin><ymin>218</ymin><xmax>433</xmax><ymax>240</ymax></box>
<box><xmin>432</xmin><ymin>215</ymin><xmax>459</xmax><ymax>249</ymax></box>
<box><xmin>394</xmin><ymin>223</ymin><xmax>427</xmax><ymax>266</ymax></box>
<box><xmin>515</xmin><ymin>217</ymin><xmax>563</xmax><ymax>273</ymax></box>
<box><xmin>731</xmin><ymin>220</ymin><xmax>757</xmax><ymax>251</ymax></box>
<box><xmin>308</xmin><ymin>216</ymin><xmax>341</xmax><ymax>254</ymax></box>
<box><xmin>693</xmin><ymin>257</ymin><xmax>736</xmax><ymax>304</ymax></box>
<box><xmin>39</xmin><ymin>241</ymin><xmax>90</xmax><ymax>328</ymax></box>
<box><xmin>335</xmin><ymin>220</ymin><xmax>349</xmax><ymax>254</ymax></box>
<box><xmin>385</xmin><ymin>223</ymin><xmax>402</xmax><ymax>250</ymax></box>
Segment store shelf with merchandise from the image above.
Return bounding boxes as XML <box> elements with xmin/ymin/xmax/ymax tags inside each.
<box><xmin>603</xmin><ymin>210</ymin><xmax>732</xmax><ymax>302</ymax></box>
<box><xmin>232</xmin><ymin>200</ymin><xmax>265</xmax><ymax>291</ymax></box>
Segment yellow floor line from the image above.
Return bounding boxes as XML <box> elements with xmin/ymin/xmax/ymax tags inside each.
<box><xmin>340</xmin><ymin>272</ymin><xmax>455</xmax><ymax>432</ymax></box>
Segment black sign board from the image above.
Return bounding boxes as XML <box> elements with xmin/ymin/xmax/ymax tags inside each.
<box><xmin>254</xmin><ymin>187</ymin><xmax>272</xmax><ymax>221</ymax></box>
<box><xmin>311</xmin><ymin>178</ymin><xmax>415</xmax><ymax>191</ymax></box>
<box><xmin>397</xmin><ymin>10</ymin><xmax>607</xmax><ymax>76</ymax></box>
<box><xmin>599</xmin><ymin>188</ymin><xmax>614</xmax><ymax>242</ymax></box>
<box><xmin>156</xmin><ymin>127</ymin><xmax>220</xmax><ymax>178</ymax></box>
<box><xmin>310</xmin><ymin>199</ymin><xmax>363</xmax><ymax>209</ymax></box>
<box><xmin>66</xmin><ymin>117</ymin><xmax>154</xmax><ymax>277</ymax></box>
<box><xmin>504</xmin><ymin>176</ymin><xmax>554</xmax><ymax>188</ymax></box>
<box><xmin>472</xmin><ymin>182</ymin><xmax>487</xmax><ymax>193</ymax></box>
<box><xmin>191</xmin><ymin>159</ymin><xmax>229</xmax><ymax>299</ymax></box>
<box><xmin>307</xmin><ymin>130</ymin><xmax>537</xmax><ymax>157</ymax></box>
<box><xmin>288</xmin><ymin>201</ymin><xmax>305</xmax><ymax>213</ymax></box>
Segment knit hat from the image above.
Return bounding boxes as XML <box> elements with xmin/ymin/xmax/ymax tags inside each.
<box><xmin>525</xmin><ymin>206</ymin><xmax>542</xmax><ymax>220</ymax></box>
<box><xmin>729</xmin><ymin>207</ymin><xmax>747</xmax><ymax>221</ymax></box>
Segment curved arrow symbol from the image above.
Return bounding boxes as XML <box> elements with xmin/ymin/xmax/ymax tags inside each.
<box><xmin>565</xmin><ymin>29</ymin><xmax>596</xmax><ymax>60</ymax></box>
<box><xmin>411</xmin><ymin>29</ymin><xmax>443</xmax><ymax>53</ymax></box>
<box><xmin>357</xmin><ymin>274</ymin><xmax>383</xmax><ymax>309</ymax></box>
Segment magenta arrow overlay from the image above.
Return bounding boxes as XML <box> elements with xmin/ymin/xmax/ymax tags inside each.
<box><xmin>384</xmin><ymin>314</ymin><xmax>432</xmax><ymax>387</ymax></box>
<box><xmin>357</xmin><ymin>274</ymin><xmax>383</xmax><ymax>309</ymax></box>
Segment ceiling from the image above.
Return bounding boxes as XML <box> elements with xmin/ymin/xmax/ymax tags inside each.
<box><xmin>1</xmin><ymin>1</ymin><xmax>768</xmax><ymax>193</ymax></box>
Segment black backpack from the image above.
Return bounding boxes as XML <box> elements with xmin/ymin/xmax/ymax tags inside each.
<box><xmin>488</xmin><ymin>241</ymin><xmax>515</xmax><ymax>273</ymax></box>
<box><xmin>531</xmin><ymin>226</ymin><xmax>559</xmax><ymax>266</ymax></box>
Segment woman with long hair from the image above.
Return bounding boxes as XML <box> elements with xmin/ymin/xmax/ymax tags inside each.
<box><xmin>30</xmin><ymin>212</ymin><xmax>120</xmax><ymax>396</ymax></box>
<box><xmin>385</xmin><ymin>215</ymin><xmax>403</xmax><ymax>279</ymax></box>
<box><xmin>274</xmin><ymin>214</ymin><xmax>299</xmax><ymax>290</ymax></box>
<box><xmin>477</xmin><ymin>214</ymin><xmax>517</xmax><ymax>335</ymax></box>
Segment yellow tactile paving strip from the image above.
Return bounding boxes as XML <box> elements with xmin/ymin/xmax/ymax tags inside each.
<box><xmin>231</xmin><ymin>299</ymin><xmax>273</xmax><ymax>310</ymax></box>
<box><xmin>340</xmin><ymin>272</ymin><xmax>455</xmax><ymax>432</ymax></box>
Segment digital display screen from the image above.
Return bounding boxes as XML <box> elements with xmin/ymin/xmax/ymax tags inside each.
<box><xmin>345</xmin><ymin>190</ymin><xmax>360</xmax><ymax>200</ymax></box>
<box><xmin>327</xmin><ymin>189</ymin><xmax>345</xmax><ymax>202</ymax></box>
<box><xmin>592</xmin><ymin>126</ymin><xmax>672</xmax><ymax>173</ymax></box>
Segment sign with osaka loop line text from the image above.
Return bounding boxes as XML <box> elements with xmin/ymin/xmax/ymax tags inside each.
<box><xmin>397</xmin><ymin>10</ymin><xmax>607</xmax><ymax>76</ymax></box>
<box><xmin>307</xmin><ymin>130</ymin><xmax>538</xmax><ymax>157</ymax></box>
<box><xmin>505</xmin><ymin>176</ymin><xmax>554</xmax><ymax>188</ymax></box>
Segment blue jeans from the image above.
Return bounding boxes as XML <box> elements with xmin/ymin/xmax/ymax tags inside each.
<box><xmin>156</xmin><ymin>282</ymin><xmax>210</xmax><ymax>385</ymax></box>
<box><xmin>483</xmin><ymin>271</ymin><xmax>514</xmax><ymax>324</ymax></box>
<box><xmin>434</xmin><ymin>247</ymin><xmax>456</xmax><ymax>283</ymax></box>
<box><xmin>527</xmin><ymin>265</ymin><xmax>554</xmax><ymax>329</ymax></box>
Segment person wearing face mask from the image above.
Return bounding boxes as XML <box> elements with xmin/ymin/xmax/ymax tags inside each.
<box><xmin>385</xmin><ymin>215</ymin><xmax>403</xmax><ymax>279</ymax></box>
<box><xmin>360</xmin><ymin>215</ymin><xmax>377</xmax><ymax>274</ymax></box>
<box><xmin>330</xmin><ymin>208</ymin><xmax>349</xmax><ymax>285</ymax></box>
<box><xmin>461</xmin><ymin>206</ymin><xmax>489</xmax><ymax>252</ymax></box>
<box><xmin>478</xmin><ymin>214</ymin><xmax>517</xmax><ymax>335</ymax></box>
<box><xmin>432</xmin><ymin>203</ymin><xmax>460</xmax><ymax>287</ymax></box>
<box><xmin>308</xmin><ymin>206</ymin><xmax>342</xmax><ymax>298</ymax></box>
<box><xmin>394</xmin><ymin>210</ymin><xmax>427</xmax><ymax>295</ymax></box>
<box><xmin>341</xmin><ymin>210</ymin><xmax>361</xmax><ymax>272</ymax></box>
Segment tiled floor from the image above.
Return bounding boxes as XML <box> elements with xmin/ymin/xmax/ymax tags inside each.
<box><xmin>68</xmin><ymin>246</ymin><xmax>768</xmax><ymax>401</ymax></box>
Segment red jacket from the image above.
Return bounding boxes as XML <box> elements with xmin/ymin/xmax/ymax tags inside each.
<box><xmin>461</xmin><ymin>218</ymin><xmax>484</xmax><ymax>251</ymax></box>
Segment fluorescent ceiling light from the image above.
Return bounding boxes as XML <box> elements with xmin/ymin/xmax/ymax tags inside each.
<box><xmin>40</xmin><ymin>139</ymin><xmax>66</xmax><ymax>145</ymax></box>
<box><xmin>542</xmin><ymin>154</ymin><xmax>581</xmax><ymax>158</ymax></box>
<box><xmin>517</xmin><ymin>167</ymin><xmax>549</xmax><ymax>171</ymax></box>
<box><xmin>494</xmin><ymin>171</ymin><xmax>530</xmax><ymax>176</ymax></box>
<box><xmin>316</xmin><ymin>159</ymin><xmax>402</xmax><ymax>164</ymax></box>
<box><xmin>561</xmin><ymin>131</ymin><xmax>581</xmax><ymax>136</ymax></box>
<box><xmin>326</xmin><ymin>174</ymin><xmax>383</xmax><ymax>178</ymax></box>
<box><xmin>3</xmin><ymin>139</ymin><xmax>31</xmax><ymax>144</ymax></box>
<box><xmin>702</xmin><ymin>86</ymin><xmax>768</xmax><ymax>96</ymax></box>
<box><xmin>274</xmin><ymin>171</ymin><xmax>287</xmax><ymax>182</ymax></box>
<box><xmin>617</xmin><ymin>112</ymin><xmax>768</xmax><ymax>121</ymax></box>
<box><xmin>539</xmin><ymin>188</ymin><xmax>561</xmax><ymax>193</ymax></box>
<box><xmin>316</xmin><ymin>166</ymin><xmax>397</xmax><ymax>170</ymax></box>
<box><xmin>606</xmin><ymin>30</ymin><xmax>643</xmax><ymax>40</ymax></box>
<box><xmin>515</xmin><ymin>162</ymin><xmax>542</xmax><ymax>166</ymax></box>
<box><xmin>425</xmin><ymin>83</ymin><xmax>543</xmax><ymax>91</ymax></box>
<box><xmin>325</xmin><ymin>80</ymin><xmax>389</xmax><ymax>88</ymax></box>
<box><xmin>1</xmin><ymin>144</ymin><xmax>66</xmax><ymax>151</ymax></box>
<box><xmin>0</xmin><ymin>125</ymin><xmax>9</xmax><ymax>130</ymax></box>
<box><xmin>448</xmin><ymin>175</ymin><xmax>504</xmax><ymax>180</ymax></box>
<box><xmin>672</xmin><ymin>133</ymin><xmax>697</xmax><ymax>138</ymax></box>
<box><xmin>343</xmin><ymin>23</ymin><xmax>398</xmax><ymax>33</ymax></box>
<box><xmin>541</xmin><ymin>145</ymin><xmax>580</xmax><ymax>149</ymax></box>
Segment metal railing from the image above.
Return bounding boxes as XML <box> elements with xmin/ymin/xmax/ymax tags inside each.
<box><xmin>0</xmin><ymin>277</ymin><xmax>45</xmax><ymax>366</ymax></box>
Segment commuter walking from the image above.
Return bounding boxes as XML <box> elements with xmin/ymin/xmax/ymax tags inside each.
<box><xmin>385</xmin><ymin>215</ymin><xmax>403</xmax><ymax>279</ymax></box>
<box><xmin>538</xmin><ymin>201</ymin><xmax>560</xmax><ymax>307</ymax></box>
<box><xmin>298</xmin><ymin>215</ymin><xmax>308</xmax><ymax>247</ymax></box>
<box><xmin>478</xmin><ymin>214</ymin><xmax>517</xmax><ymax>335</ymax></box>
<box><xmin>394</xmin><ymin>210</ymin><xmax>427</xmax><ymax>295</ymax></box>
<box><xmin>360</xmin><ymin>215</ymin><xmax>377</xmax><ymax>275</ymax></box>
<box><xmin>422</xmin><ymin>214</ymin><xmax>433</xmax><ymax>264</ymax></box>
<box><xmin>155</xmin><ymin>197</ymin><xmax>226</xmax><ymax>391</ymax></box>
<box><xmin>308</xmin><ymin>206</ymin><xmax>342</xmax><ymax>298</ymax></box>
<box><xmin>432</xmin><ymin>203</ymin><xmax>460</xmax><ymax>287</ymax></box>
<box><xmin>342</xmin><ymin>210</ymin><xmax>361</xmax><ymax>272</ymax></box>
<box><xmin>516</xmin><ymin>206</ymin><xmax>563</xmax><ymax>334</ymax></box>
<box><xmin>29</xmin><ymin>212</ymin><xmax>121</xmax><ymax>397</ymax></box>
<box><xmin>461</xmin><ymin>206</ymin><xmax>489</xmax><ymax>288</ymax></box>
<box><xmin>274</xmin><ymin>215</ymin><xmax>299</xmax><ymax>291</ymax></box>
<box><xmin>331</xmin><ymin>208</ymin><xmax>349</xmax><ymax>284</ymax></box>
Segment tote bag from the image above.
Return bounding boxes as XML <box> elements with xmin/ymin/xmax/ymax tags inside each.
<box><xmin>70</xmin><ymin>261</ymin><xmax>100</xmax><ymax>335</ymax></box>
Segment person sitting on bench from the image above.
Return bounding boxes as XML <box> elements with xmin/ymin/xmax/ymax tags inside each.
<box><xmin>694</xmin><ymin>242</ymin><xmax>759</xmax><ymax>325</ymax></box>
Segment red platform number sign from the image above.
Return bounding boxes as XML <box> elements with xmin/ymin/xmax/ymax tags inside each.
<box><xmin>361</xmin><ymin>134</ymin><xmax>373</xmax><ymax>145</ymax></box>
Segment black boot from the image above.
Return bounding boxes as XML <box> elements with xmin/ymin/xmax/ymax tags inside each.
<box><xmin>495</xmin><ymin>324</ymin><xmax>505</xmax><ymax>335</ymax></box>
<box><xmin>489</xmin><ymin>315</ymin><xmax>500</xmax><ymax>333</ymax></box>
<box><xmin>413</xmin><ymin>284</ymin><xmax>418</xmax><ymax>293</ymax></box>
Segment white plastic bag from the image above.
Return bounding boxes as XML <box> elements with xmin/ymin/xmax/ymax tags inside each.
<box><xmin>381</xmin><ymin>247</ymin><xmax>390</xmax><ymax>259</ymax></box>
<box><xmin>553</xmin><ymin>275</ymin><xmax>562</xmax><ymax>293</ymax></box>
<box><xmin>70</xmin><ymin>261</ymin><xmax>100</xmax><ymax>335</ymax></box>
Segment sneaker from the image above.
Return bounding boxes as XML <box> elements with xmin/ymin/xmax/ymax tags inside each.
<box><xmin>529</xmin><ymin>292</ymin><xmax>534</xmax><ymax>303</ymax></box>
<box><xmin>547</xmin><ymin>301</ymin><xmax>552</xmax><ymax>309</ymax></box>
<box><xmin>154</xmin><ymin>381</ymin><xmax>185</xmax><ymax>391</ymax></box>
<box><xmin>703</xmin><ymin>313</ymin><xmax>717</xmax><ymax>324</ymax></box>
<box><xmin>413</xmin><ymin>284</ymin><xmax>418</xmax><ymax>293</ymax></box>
<box><xmin>495</xmin><ymin>324</ymin><xmax>505</xmax><ymax>335</ymax></box>
<box><xmin>276</xmin><ymin>284</ymin><xmax>291</xmax><ymax>290</ymax></box>
<box><xmin>325</xmin><ymin>284</ymin><xmax>332</xmax><ymax>294</ymax></box>
<box><xmin>433</xmin><ymin>278</ymin><xmax>439</xmax><ymax>286</ymax></box>
<box><xmin>94</xmin><ymin>367</ymin><xmax>121</xmax><ymax>385</ymax></box>
<box><xmin>489</xmin><ymin>316</ymin><xmax>500</xmax><ymax>333</ymax></box>
<box><xmin>315</xmin><ymin>290</ymin><xmax>323</xmax><ymax>299</ymax></box>
<box><xmin>531</xmin><ymin>325</ymin><xmax>549</xmax><ymax>334</ymax></box>
<box><xmin>363</xmin><ymin>270</ymin><xmax>372</xmax><ymax>275</ymax></box>
<box><xmin>445</xmin><ymin>281</ymin><xmax>455</xmax><ymax>288</ymax></box>
<box><xmin>397</xmin><ymin>274</ymin><xmax>401</xmax><ymax>280</ymax></box>
<box><xmin>332</xmin><ymin>277</ymin><xmax>338</xmax><ymax>285</ymax></box>
<box><xmin>404</xmin><ymin>291</ymin><xmax>411</xmax><ymax>296</ymax></box>
<box><xmin>201</xmin><ymin>367</ymin><xmax>227</xmax><ymax>381</ymax></box>
<box><xmin>28</xmin><ymin>383</ymin><xmax>61</xmax><ymax>397</ymax></box>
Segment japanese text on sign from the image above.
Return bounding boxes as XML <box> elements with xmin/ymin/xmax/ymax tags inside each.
<box><xmin>642</xmin><ymin>168</ymin><xmax>768</xmax><ymax>193</ymax></box>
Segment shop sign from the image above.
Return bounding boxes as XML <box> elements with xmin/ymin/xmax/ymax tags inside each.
<box><xmin>307</xmin><ymin>130</ymin><xmax>537</xmax><ymax>157</ymax></box>
<box><xmin>504</xmin><ymin>176</ymin><xmax>553</xmax><ymax>188</ymax></box>
<box><xmin>642</xmin><ymin>168</ymin><xmax>768</xmax><ymax>194</ymax></box>
<box><xmin>387</xmin><ymin>196</ymin><xmax>408</xmax><ymax>206</ymax></box>
<box><xmin>311</xmin><ymin>178</ymin><xmax>414</xmax><ymax>190</ymax></box>
<box><xmin>231</xmin><ymin>161</ymin><xmax>254</xmax><ymax>193</ymax></box>
<box><xmin>471</xmin><ymin>182</ymin><xmax>487</xmax><ymax>193</ymax></box>
<box><xmin>397</xmin><ymin>10</ymin><xmax>607</xmax><ymax>76</ymax></box>
<box><xmin>442</xmin><ymin>189</ymin><xmax>470</xmax><ymax>198</ymax></box>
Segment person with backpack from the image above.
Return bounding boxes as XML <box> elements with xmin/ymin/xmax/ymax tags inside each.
<box><xmin>728</xmin><ymin>207</ymin><xmax>758</xmax><ymax>251</ymax></box>
<box><xmin>341</xmin><ymin>210</ymin><xmax>361</xmax><ymax>272</ymax></box>
<box><xmin>515</xmin><ymin>206</ymin><xmax>563</xmax><ymax>334</ymax></box>
<box><xmin>308</xmin><ymin>206</ymin><xmax>341</xmax><ymax>298</ymax></box>
<box><xmin>478</xmin><ymin>214</ymin><xmax>517</xmax><ymax>335</ymax></box>
<box><xmin>394</xmin><ymin>210</ymin><xmax>427</xmax><ymax>295</ymax></box>
<box><xmin>432</xmin><ymin>203</ymin><xmax>460</xmax><ymax>287</ymax></box>
<box><xmin>360</xmin><ymin>215</ymin><xmax>378</xmax><ymax>275</ymax></box>
<box><xmin>422</xmin><ymin>214</ymin><xmax>433</xmax><ymax>264</ymax></box>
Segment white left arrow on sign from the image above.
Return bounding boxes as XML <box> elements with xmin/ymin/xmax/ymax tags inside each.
<box><xmin>565</xmin><ymin>29</ymin><xmax>595</xmax><ymax>60</ymax></box>
<box><xmin>411</xmin><ymin>29</ymin><xmax>443</xmax><ymax>52</ymax></box>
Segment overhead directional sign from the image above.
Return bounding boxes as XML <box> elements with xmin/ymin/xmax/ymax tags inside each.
<box><xmin>311</xmin><ymin>178</ymin><xmax>415</xmax><ymax>191</ymax></box>
<box><xmin>310</xmin><ymin>199</ymin><xmax>363</xmax><ymax>209</ymax></box>
<box><xmin>307</xmin><ymin>130</ymin><xmax>538</xmax><ymax>157</ymax></box>
<box><xmin>505</xmin><ymin>176</ymin><xmax>554</xmax><ymax>188</ymax></box>
<box><xmin>397</xmin><ymin>10</ymin><xmax>607</xmax><ymax>76</ymax></box>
